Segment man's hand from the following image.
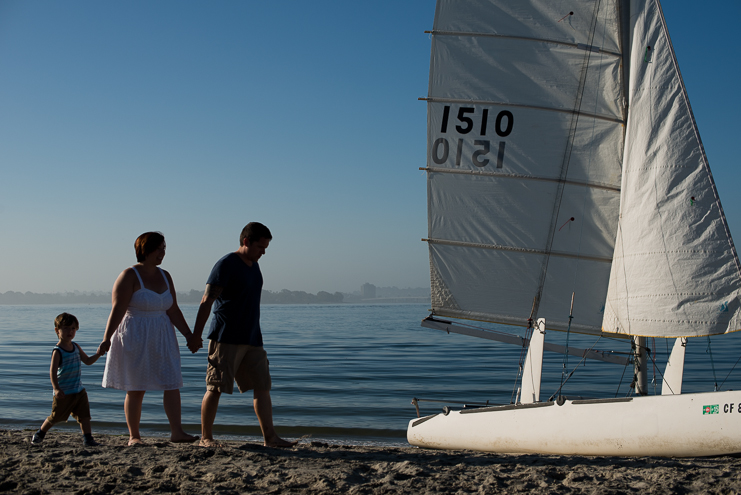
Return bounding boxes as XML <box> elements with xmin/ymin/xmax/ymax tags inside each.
<box><xmin>186</xmin><ymin>334</ymin><xmax>203</xmax><ymax>354</ymax></box>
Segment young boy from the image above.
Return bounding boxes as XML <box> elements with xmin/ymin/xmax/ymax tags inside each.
<box><xmin>31</xmin><ymin>312</ymin><xmax>102</xmax><ymax>447</ymax></box>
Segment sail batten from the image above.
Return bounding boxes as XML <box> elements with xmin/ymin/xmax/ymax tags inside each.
<box><xmin>426</xmin><ymin>30</ymin><xmax>622</xmax><ymax>58</ymax></box>
<box><xmin>426</xmin><ymin>238</ymin><xmax>613</xmax><ymax>264</ymax></box>
<box><xmin>421</xmin><ymin>168</ymin><xmax>621</xmax><ymax>192</ymax></box>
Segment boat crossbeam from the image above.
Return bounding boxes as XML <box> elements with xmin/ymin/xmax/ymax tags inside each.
<box><xmin>421</xmin><ymin>317</ymin><xmax>630</xmax><ymax>366</ymax></box>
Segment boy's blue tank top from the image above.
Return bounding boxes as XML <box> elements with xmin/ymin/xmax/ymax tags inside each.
<box><xmin>53</xmin><ymin>343</ymin><xmax>84</xmax><ymax>395</ymax></box>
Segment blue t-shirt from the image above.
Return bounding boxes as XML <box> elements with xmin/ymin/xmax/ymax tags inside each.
<box><xmin>206</xmin><ymin>252</ymin><xmax>263</xmax><ymax>346</ymax></box>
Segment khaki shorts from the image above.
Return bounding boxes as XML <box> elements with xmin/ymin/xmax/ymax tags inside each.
<box><xmin>206</xmin><ymin>340</ymin><xmax>271</xmax><ymax>394</ymax></box>
<box><xmin>47</xmin><ymin>389</ymin><xmax>91</xmax><ymax>425</ymax></box>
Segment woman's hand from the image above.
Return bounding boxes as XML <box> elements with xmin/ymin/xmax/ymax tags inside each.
<box><xmin>186</xmin><ymin>334</ymin><xmax>203</xmax><ymax>354</ymax></box>
<box><xmin>97</xmin><ymin>339</ymin><xmax>111</xmax><ymax>356</ymax></box>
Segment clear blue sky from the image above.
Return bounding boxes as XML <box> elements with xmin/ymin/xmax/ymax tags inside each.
<box><xmin>1</xmin><ymin>1</ymin><xmax>739</xmax><ymax>295</ymax></box>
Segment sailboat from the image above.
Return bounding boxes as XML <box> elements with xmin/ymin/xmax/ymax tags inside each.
<box><xmin>407</xmin><ymin>0</ymin><xmax>741</xmax><ymax>457</ymax></box>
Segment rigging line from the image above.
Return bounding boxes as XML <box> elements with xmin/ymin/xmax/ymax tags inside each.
<box><xmin>512</xmin><ymin>319</ymin><xmax>534</xmax><ymax>404</ymax></box>
<box><xmin>569</xmin><ymin>11</ymin><xmax>612</xmax><ymax>304</ymax></box>
<box><xmin>419</xmin><ymin>97</ymin><xmax>624</xmax><ymax>125</ymax></box>
<box><xmin>559</xmin><ymin>293</ymin><xmax>576</xmax><ymax>400</ymax></box>
<box><xmin>420</xmin><ymin>167</ymin><xmax>621</xmax><ymax>192</ymax></box>
<box><xmin>424</xmin><ymin>30</ymin><xmax>622</xmax><ymax>58</ymax></box>
<box><xmin>719</xmin><ymin>353</ymin><xmax>741</xmax><ymax>390</ymax></box>
<box><xmin>615</xmin><ymin>352</ymin><xmax>631</xmax><ymax>398</ymax></box>
<box><xmin>643</xmin><ymin>335</ymin><xmax>694</xmax><ymax>396</ymax></box>
<box><xmin>706</xmin><ymin>336</ymin><xmax>719</xmax><ymax>391</ymax></box>
<box><xmin>651</xmin><ymin>337</ymin><xmax>657</xmax><ymax>394</ymax></box>
<box><xmin>645</xmin><ymin>336</ymin><xmax>674</xmax><ymax>394</ymax></box>
<box><xmin>548</xmin><ymin>334</ymin><xmax>602</xmax><ymax>401</ymax></box>
<box><xmin>532</xmin><ymin>0</ymin><xmax>603</xmax><ymax>321</ymax></box>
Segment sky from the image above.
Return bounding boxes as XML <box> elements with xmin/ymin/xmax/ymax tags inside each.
<box><xmin>1</xmin><ymin>1</ymin><xmax>740</xmax><ymax>295</ymax></box>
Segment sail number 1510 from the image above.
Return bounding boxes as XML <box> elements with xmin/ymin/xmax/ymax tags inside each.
<box><xmin>432</xmin><ymin>106</ymin><xmax>514</xmax><ymax>168</ymax></box>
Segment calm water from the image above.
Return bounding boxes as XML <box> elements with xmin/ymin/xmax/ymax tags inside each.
<box><xmin>2</xmin><ymin>303</ymin><xmax>741</xmax><ymax>445</ymax></box>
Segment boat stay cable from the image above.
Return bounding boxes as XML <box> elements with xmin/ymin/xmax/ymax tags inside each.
<box><xmin>706</xmin><ymin>336</ymin><xmax>719</xmax><ymax>391</ymax></box>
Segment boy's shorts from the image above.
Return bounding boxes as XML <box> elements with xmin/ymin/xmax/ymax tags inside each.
<box><xmin>205</xmin><ymin>340</ymin><xmax>271</xmax><ymax>394</ymax></box>
<box><xmin>47</xmin><ymin>389</ymin><xmax>91</xmax><ymax>425</ymax></box>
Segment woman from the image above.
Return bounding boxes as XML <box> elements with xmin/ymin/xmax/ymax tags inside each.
<box><xmin>98</xmin><ymin>232</ymin><xmax>202</xmax><ymax>445</ymax></box>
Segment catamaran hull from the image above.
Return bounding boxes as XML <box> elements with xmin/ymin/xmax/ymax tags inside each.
<box><xmin>408</xmin><ymin>391</ymin><xmax>741</xmax><ymax>457</ymax></box>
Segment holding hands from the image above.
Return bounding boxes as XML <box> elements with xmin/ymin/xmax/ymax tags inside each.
<box><xmin>97</xmin><ymin>340</ymin><xmax>111</xmax><ymax>356</ymax></box>
<box><xmin>186</xmin><ymin>333</ymin><xmax>203</xmax><ymax>354</ymax></box>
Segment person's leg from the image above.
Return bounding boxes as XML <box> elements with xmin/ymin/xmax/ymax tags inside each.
<box><xmin>32</xmin><ymin>419</ymin><xmax>54</xmax><ymax>444</ymax></box>
<box><xmin>74</xmin><ymin>391</ymin><xmax>93</xmax><ymax>435</ymax></box>
<box><xmin>253</xmin><ymin>389</ymin><xmax>296</xmax><ymax>447</ymax></box>
<box><xmin>79</xmin><ymin>417</ymin><xmax>92</xmax><ymax>435</ymax></box>
<box><xmin>200</xmin><ymin>340</ymin><xmax>242</xmax><ymax>447</ymax></box>
<box><xmin>163</xmin><ymin>389</ymin><xmax>198</xmax><ymax>442</ymax></box>
<box><xmin>33</xmin><ymin>396</ymin><xmax>68</xmax><ymax>443</ymax></box>
<box><xmin>77</xmin><ymin>417</ymin><xmax>99</xmax><ymax>446</ymax></box>
<box><xmin>124</xmin><ymin>391</ymin><xmax>146</xmax><ymax>445</ymax></box>
<box><xmin>200</xmin><ymin>390</ymin><xmax>222</xmax><ymax>446</ymax></box>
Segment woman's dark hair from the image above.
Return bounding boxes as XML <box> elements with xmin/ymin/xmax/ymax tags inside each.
<box><xmin>135</xmin><ymin>232</ymin><xmax>165</xmax><ymax>262</ymax></box>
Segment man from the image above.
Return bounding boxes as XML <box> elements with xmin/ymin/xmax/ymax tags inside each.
<box><xmin>193</xmin><ymin>222</ymin><xmax>296</xmax><ymax>448</ymax></box>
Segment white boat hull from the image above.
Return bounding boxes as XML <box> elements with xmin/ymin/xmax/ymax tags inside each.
<box><xmin>408</xmin><ymin>391</ymin><xmax>741</xmax><ymax>457</ymax></box>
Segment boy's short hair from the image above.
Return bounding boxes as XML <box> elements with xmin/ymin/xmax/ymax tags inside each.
<box><xmin>240</xmin><ymin>222</ymin><xmax>272</xmax><ymax>247</ymax></box>
<box><xmin>54</xmin><ymin>313</ymin><xmax>79</xmax><ymax>330</ymax></box>
<box><xmin>135</xmin><ymin>231</ymin><xmax>165</xmax><ymax>262</ymax></box>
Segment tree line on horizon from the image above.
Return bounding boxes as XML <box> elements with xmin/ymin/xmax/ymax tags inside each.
<box><xmin>0</xmin><ymin>289</ymin><xmax>343</xmax><ymax>305</ymax></box>
<box><xmin>0</xmin><ymin>286</ymin><xmax>429</xmax><ymax>305</ymax></box>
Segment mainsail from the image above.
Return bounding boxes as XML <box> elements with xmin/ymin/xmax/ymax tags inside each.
<box><xmin>424</xmin><ymin>0</ymin><xmax>741</xmax><ymax>337</ymax></box>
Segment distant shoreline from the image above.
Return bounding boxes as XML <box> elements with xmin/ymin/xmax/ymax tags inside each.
<box><xmin>0</xmin><ymin>288</ymin><xmax>430</xmax><ymax>305</ymax></box>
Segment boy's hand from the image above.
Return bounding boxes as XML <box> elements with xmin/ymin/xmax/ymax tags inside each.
<box><xmin>54</xmin><ymin>389</ymin><xmax>66</xmax><ymax>399</ymax></box>
<box><xmin>97</xmin><ymin>340</ymin><xmax>111</xmax><ymax>356</ymax></box>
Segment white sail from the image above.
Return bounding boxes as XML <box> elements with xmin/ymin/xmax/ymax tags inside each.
<box><xmin>602</xmin><ymin>0</ymin><xmax>741</xmax><ymax>338</ymax></box>
<box><xmin>411</xmin><ymin>0</ymin><xmax>741</xmax><ymax>458</ymax></box>
<box><xmin>425</xmin><ymin>0</ymin><xmax>624</xmax><ymax>333</ymax></box>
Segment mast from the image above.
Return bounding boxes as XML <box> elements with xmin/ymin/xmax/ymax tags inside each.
<box><xmin>620</xmin><ymin>0</ymin><xmax>649</xmax><ymax>398</ymax></box>
<box><xmin>633</xmin><ymin>336</ymin><xmax>648</xmax><ymax>395</ymax></box>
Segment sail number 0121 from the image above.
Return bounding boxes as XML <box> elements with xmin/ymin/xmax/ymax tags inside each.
<box><xmin>432</xmin><ymin>106</ymin><xmax>513</xmax><ymax>168</ymax></box>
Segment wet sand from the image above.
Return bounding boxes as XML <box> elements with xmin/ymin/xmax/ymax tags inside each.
<box><xmin>1</xmin><ymin>429</ymin><xmax>740</xmax><ymax>493</ymax></box>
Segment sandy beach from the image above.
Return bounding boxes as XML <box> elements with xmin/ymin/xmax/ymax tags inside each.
<box><xmin>2</xmin><ymin>429</ymin><xmax>741</xmax><ymax>493</ymax></box>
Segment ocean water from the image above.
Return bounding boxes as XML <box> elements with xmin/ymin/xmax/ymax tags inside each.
<box><xmin>2</xmin><ymin>303</ymin><xmax>741</xmax><ymax>446</ymax></box>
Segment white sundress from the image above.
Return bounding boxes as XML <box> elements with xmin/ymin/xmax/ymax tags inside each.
<box><xmin>102</xmin><ymin>267</ymin><xmax>183</xmax><ymax>391</ymax></box>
